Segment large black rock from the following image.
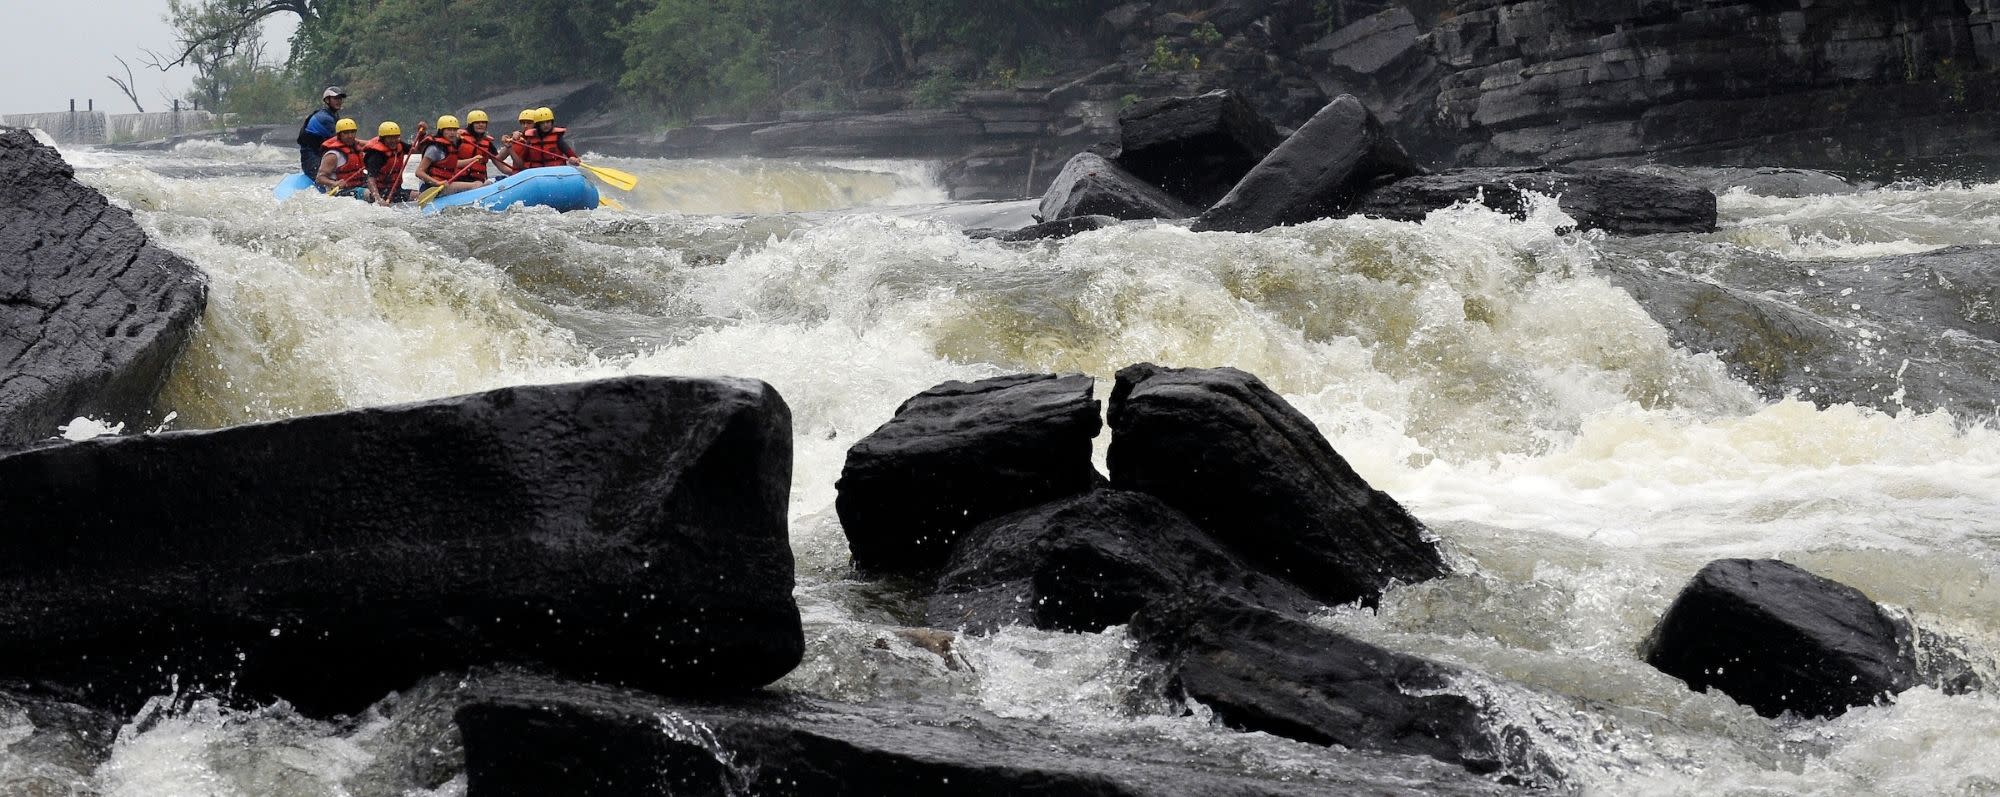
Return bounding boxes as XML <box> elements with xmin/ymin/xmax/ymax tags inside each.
<box><xmin>1132</xmin><ymin>597</ymin><xmax>1511</xmax><ymax>776</ymax></box>
<box><xmin>1194</xmin><ymin>95</ymin><xmax>1420</xmax><ymax>233</ymax></box>
<box><xmin>1113</xmin><ymin>90</ymin><xmax>1287</xmax><ymax>208</ymax></box>
<box><xmin>925</xmin><ymin>489</ymin><xmax>1309</xmax><ymax>634</ymax></box>
<box><xmin>456</xmin><ymin>674</ymin><xmax>1515</xmax><ymax>796</ymax></box>
<box><xmin>0</xmin><ymin>376</ymin><xmax>801</xmax><ymax>716</ymax></box>
<box><xmin>837</xmin><ymin>374</ymin><xmax>1102</xmax><ymax>576</ymax></box>
<box><xmin>1641</xmin><ymin>559</ymin><xmax>1917</xmax><ymax>719</ymax></box>
<box><xmin>1037</xmin><ymin>152</ymin><xmax>1194</xmax><ymax>222</ymax></box>
<box><xmin>1107</xmin><ymin>364</ymin><xmax>1445</xmax><ymax>606</ymax></box>
<box><xmin>0</xmin><ymin>128</ymin><xmax>206</xmax><ymax>448</ymax></box>
<box><xmin>1354</xmin><ymin>166</ymin><xmax>1718</xmax><ymax>236</ymax></box>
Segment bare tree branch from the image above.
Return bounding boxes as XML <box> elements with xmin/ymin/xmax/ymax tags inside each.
<box><xmin>147</xmin><ymin>0</ymin><xmax>318</xmax><ymax>72</ymax></box>
<box><xmin>108</xmin><ymin>56</ymin><xmax>146</xmax><ymax>113</ymax></box>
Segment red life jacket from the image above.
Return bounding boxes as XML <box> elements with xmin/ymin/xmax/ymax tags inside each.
<box><xmin>517</xmin><ymin>127</ymin><xmax>569</xmax><ymax>170</ymax></box>
<box><xmin>421</xmin><ymin>135</ymin><xmax>463</xmax><ymax>184</ymax></box>
<box><xmin>459</xmin><ymin>132</ymin><xmax>496</xmax><ymax>182</ymax></box>
<box><xmin>320</xmin><ymin>136</ymin><xmax>366</xmax><ymax>188</ymax></box>
<box><xmin>362</xmin><ymin>137</ymin><xmax>412</xmax><ymax>195</ymax></box>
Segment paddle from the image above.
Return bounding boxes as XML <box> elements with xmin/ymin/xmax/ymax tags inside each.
<box><xmin>599</xmin><ymin>195</ymin><xmax>624</xmax><ymax>210</ymax></box>
<box><xmin>512</xmin><ymin>138</ymin><xmax>638</xmax><ymax>191</ymax></box>
<box><xmin>416</xmin><ymin>153</ymin><xmax>484</xmax><ymax>207</ymax></box>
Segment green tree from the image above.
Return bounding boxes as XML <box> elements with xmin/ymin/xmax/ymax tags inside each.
<box><xmin>185</xmin><ymin>35</ymin><xmax>298</xmax><ymax>123</ymax></box>
<box><xmin>616</xmin><ymin>0</ymin><xmax>775</xmax><ymax>118</ymax></box>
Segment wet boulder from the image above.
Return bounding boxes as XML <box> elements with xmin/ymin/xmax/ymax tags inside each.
<box><xmin>967</xmin><ymin>215</ymin><xmax>1121</xmax><ymax>243</ymax></box>
<box><xmin>0</xmin><ymin>376</ymin><xmax>801</xmax><ymax>716</ymax></box>
<box><xmin>925</xmin><ymin>489</ymin><xmax>1310</xmax><ymax>634</ymax></box>
<box><xmin>838</xmin><ymin>374</ymin><xmax>1103</xmax><ymax>576</ymax></box>
<box><xmin>1193</xmin><ymin>95</ymin><xmax>1420</xmax><ymax>233</ymax></box>
<box><xmin>1107</xmin><ymin>364</ymin><xmax>1446</xmax><ymax>606</ymax></box>
<box><xmin>1131</xmin><ymin>597</ymin><xmax>1511</xmax><ymax>776</ymax></box>
<box><xmin>1354</xmin><ymin>167</ymin><xmax>1718</xmax><ymax>235</ymax></box>
<box><xmin>0</xmin><ymin>128</ymin><xmax>206</xmax><ymax>448</ymax></box>
<box><xmin>456</xmin><ymin>674</ymin><xmax>1515</xmax><ymax>796</ymax></box>
<box><xmin>1037</xmin><ymin>153</ymin><xmax>1194</xmax><ymax>222</ymax></box>
<box><xmin>1641</xmin><ymin>559</ymin><xmax>1917</xmax><ymax>719</ymax></box>
<box><xmin>1113</xmin><ymin>90</ymin><xmax>1287</xmax><ymax>208</ymax></box>
<box><xmin>456</xmin><ymin>81</ymin><xmax>612</xmax><ymax>125</ymax></box>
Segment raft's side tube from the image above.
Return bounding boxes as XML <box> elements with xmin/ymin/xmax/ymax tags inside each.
<box><xmin>422</xmin><ymin>166</ymin><xmax>600</xmax><ymax>214</ymax></box>
<box><xmin>273</xmin><ymin>172</ymin><xmax>316</xmax><ymax>201</ymax></box>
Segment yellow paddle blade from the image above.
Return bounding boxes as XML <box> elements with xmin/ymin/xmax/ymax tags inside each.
<box><xmin>579</xmin><ymin>162</ymin><xmax>638</xmax><ymax>192</ymax></box>
<box><xmin>598</xmin><ymin>195</ymin><xmax>625</xmax><ymax>210</ymax></box>
<box><xmin>415</xmin><ymin>184</ymin><xmax>446</xmax><ymax>207</ymax></box>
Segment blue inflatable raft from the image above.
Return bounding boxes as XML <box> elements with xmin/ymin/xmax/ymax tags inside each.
<box><xmin>424</xmin><ymin>167</ymin><xmax>600</xmax><ymax>214</ymax></box>
<box><xmin>273</xmin><ymin>172</ymin><xmax>317</xmax><ymax>201</ymax></box>
<box><xmin>271</xmin><ymin>166</ymin><xmax>599</xmax><ymax>213</ymax></box>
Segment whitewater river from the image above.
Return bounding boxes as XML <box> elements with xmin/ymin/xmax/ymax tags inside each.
<box><xmin>7</xmin><ymin>141</ymin><xmax>1998</xmax><ymax>796</ymax></box>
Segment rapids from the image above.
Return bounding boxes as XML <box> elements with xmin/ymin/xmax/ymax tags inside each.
<box><xmin>8</xmin><ymin>140</ymin><xmax>1999</xmax><ymax>796</ymax></box>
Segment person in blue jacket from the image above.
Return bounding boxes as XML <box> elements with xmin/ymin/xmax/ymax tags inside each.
<box><xmin>296</xmin><ymin>87</ymin><xmax>346</xmax><ymax>177</ymax></box>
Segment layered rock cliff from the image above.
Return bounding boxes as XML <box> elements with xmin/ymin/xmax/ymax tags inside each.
<box><xmin>1414</xmin><ymin>0</ymin><xmax>2000</xmax><ymax>177</ymax></box>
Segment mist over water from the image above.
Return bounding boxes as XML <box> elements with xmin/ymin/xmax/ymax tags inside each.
<box><xmin>20</xmin><ymin>141</ymin><xmax>2000</xmax><ymax>795</ymax></box>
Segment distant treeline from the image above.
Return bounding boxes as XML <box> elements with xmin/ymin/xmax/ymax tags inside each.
<box><xmin>196</xmin><ymin>0</ymin><xmax>1122</xmax><ymax>125</ymax></box>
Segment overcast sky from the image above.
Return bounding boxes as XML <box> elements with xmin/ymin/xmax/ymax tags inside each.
<box><xmin>3</xmin><ymin>0</ymin><xmax>296</xmax><ymax>115</ymax></box>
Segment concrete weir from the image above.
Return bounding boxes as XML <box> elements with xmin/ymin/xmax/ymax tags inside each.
<box><xmin>0</xmin><ymin>109</ymin><xmax>219</xmax><ymax>145</ymax></box>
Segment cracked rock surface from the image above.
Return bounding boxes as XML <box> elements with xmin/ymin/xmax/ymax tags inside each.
<box><xmin>0</xmin><ymin>128</ymin><xmax>205</xmax><ymax>447</ymax></box>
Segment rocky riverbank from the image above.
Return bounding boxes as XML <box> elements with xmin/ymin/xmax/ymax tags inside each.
<box><xmin>373</xmin><ymin>0</ymin><xmax>2000</xmax><ymax>198</ymax></box>
<box><xmin>112</xmin><ymin>1</ymin><xmax>2000</xmax><ymax>200</ymax></box>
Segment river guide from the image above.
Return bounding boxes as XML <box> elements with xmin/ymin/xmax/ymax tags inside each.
<box><xmin>296</xmin><ymin>86</ymin><xmax>346</xmax><ymax>178</ymax></box>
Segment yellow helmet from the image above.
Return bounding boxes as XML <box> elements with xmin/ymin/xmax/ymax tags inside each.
<box><xmin>435</xmin><ymin>114</ymin><xmax>461</xmax><ymax>130</ymax></box>
<box><xmin>533</xmin><ymin>107</ymin><xmax>555</xmax><ymax>123</ymax></box>
<box><xmin>334</xmin><ymin>118</ymin><xmax>358</xmax><ymax>134</ymax></box>
<box><xmin>466</xmin><ymin>110</ymin><xmax>489</xmax><ymax>124</ymax></box>
<box><xmin>377</xmin><ymin>121</ymin><xmax>402</xmax><ymax>137</ymax></box>
<box><xmin>518</xmin><ymin>108</ymin><xmax>536</xmax><ymax>122</ymax></box>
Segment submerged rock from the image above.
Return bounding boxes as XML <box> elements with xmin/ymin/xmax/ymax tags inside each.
<box><xmin>0</xmin><ymin>687</ymin><xmax>120</xmax><ymax>793</ymax></box>
<box><xmin>1108</xmin><ymin>364</ymin><xmax>1446</xmax><ymax>606</ymax></box>
<box><xmin>0</xmin><ymin>127</ymin><xmax>206</xmax><ymax>448</ymax></box>
<box><xmin>1634</xmin><ymin>165</ymin><xmax>1859</xmax><ymax>198</ymax></box>
<box><xmin>838</xmin><ymin>374</ymin><xmax>1102</xmax><ymax>576</ymax></box>
<box><xmin>1037</xmin><ymin>153</ymin><xmax>1195</xmax><ymax>222</ymax></box>
<box><xmin>925</xmin><ymin>489</ymin><xmax>1308</xmax><ymax>634</ymax></box>
<box><xmin>1194</xmin><ymin>95</ymin><xmax>1420</xmax><ymax>233</ymax></box>
<box><xmin>1355</xmin><ymin>167</ymin><xmax>1718</xmax><ymax>235</ymax></box>
<box><xmin>1113</xmin><ymin>90</ymin><xmax>1287</xmax><ymax>208</ymax></box>
<box><xmin>1641</xmin><ymin>559</ymin><xmax>1916</xmax><ymax>719</ymax></box>
<box><xmin>1603</xmin><ymin>247</ymin><xmax>2000</xmax><ymax>417</ymax></box>
<box><xmin>1132</xmin><ymin>598</ymin><xmax>1513</xmax><ymax>777</ymax></box>
<box><xmin>455</xmin><ymin>674</ymin><xmax>1515</xmax><ymax>796</ymax></box>
<box><xmin>0</xmin><ymin>376</ymin><xmax>801</xmax><ymax>716</ymax></box>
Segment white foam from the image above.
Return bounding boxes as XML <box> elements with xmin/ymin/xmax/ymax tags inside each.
<box><xmin>58</xmin><ymin>157</ymin><xmax>2000</xmax><ymax>793</ymax></box>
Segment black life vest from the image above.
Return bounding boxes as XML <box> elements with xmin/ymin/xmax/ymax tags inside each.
<box><xmin>297</xmin><ymin>108</ymin><xmax>337</xmax><ymax>150</ymax></box>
